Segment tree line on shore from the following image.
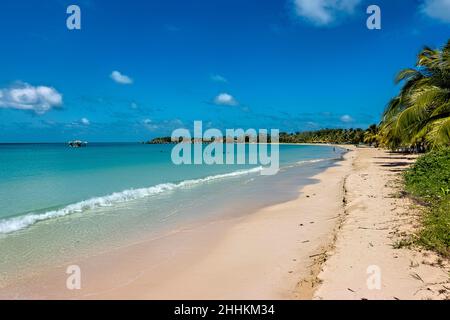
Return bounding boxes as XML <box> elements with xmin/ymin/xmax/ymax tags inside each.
<box><xmin>145</xmin><ymin>128</ymin><xmax>372</xmax><ymax>145</ymax></box>
<box><xmin>269</xmin><ymin>39</ymin><xmax>450</xmax><ymax>151</ymax></box>
<box><xmin>380</xmin><ymin>39</ymin><xmax>449</xmax><ymax>256</ymax></box>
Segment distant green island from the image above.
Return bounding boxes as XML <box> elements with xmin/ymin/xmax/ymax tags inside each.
<box><xmin>144</xmin><ymin>127</ymin><xmax>378</xmax><ymax>146</ymax></box>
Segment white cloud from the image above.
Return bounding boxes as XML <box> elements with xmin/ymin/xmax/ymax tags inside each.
<box><xmin>340</xmin><ymin>114</ymin><xmax>354</xmax><ymax>123</ymax></box>
<box><xmin>211</xmin><ymin>74</ymin><xmax>228</xmax><ymax>83</ymax></box>
<box><xmin>143</xmin><ymin>118</ymin><xmax>183</xmax><ymax>132</ymax></box>
<box><xmin>214</xmin><ymin>93</ymin><xmax>238</xmax><ymax>106</ymax></box>
<box><xmin>110</xmin><ymin>70</ymin><xmax>133</xmax><ymax>84</ymax></box>
<box><xmin>143</xmin><ymin>119</ymin><xmax>158</xmax><ymax>131</ymax></box>
<box><xmin>293</xmin><ymin>0</ymin><xmax>361</xmax><ymax>26</ymax></box>
<box><xmin>0</xmin><ymin>83</ymin><xmax>63</xmax><ymax>114</ymax></box>
<box><xmin>80</xmin><ymin>118</ymin><xmax>90</xmax><ymax>125</ymax></box>
<box><xmin>421</xmin><ymin>0</ymin><xmax>450</xmax><ymax>23</ymax></box>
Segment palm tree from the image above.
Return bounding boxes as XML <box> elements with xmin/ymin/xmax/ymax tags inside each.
<box><xmin>364</xmin><ymin>124</ymin><xmax>379</xmax><ymax>146</ymax></box>
<box><xmin>380</xmin><ymin>40</ymin><xmax>450</xmax><ymax>150</ymax></box>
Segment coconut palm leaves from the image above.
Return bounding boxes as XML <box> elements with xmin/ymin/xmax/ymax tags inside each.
<box><xmin>380</xmin><ymin>40</ymin><xmax>450</xmax><ymax>150</ymax></box>
<box><xmin>364</xmin><ymin>124</ymin><xmax>379</xmax><ymax>146</ymax></box>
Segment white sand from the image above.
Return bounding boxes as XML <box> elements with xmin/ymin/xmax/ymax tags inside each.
<box><xmin>314</xmin><ymin>147</ymin><xmax>450</xmax><ymax>300</ymax></box>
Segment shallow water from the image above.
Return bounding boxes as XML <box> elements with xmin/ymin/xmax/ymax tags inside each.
<box><xmin>0</xmin><ymin>143</ymin><xmax>344</xmax><ymax>285</ymax></box>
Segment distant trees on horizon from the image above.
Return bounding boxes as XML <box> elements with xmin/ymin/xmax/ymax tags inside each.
<box><xmin>145</xmin><ymin>127</ymin><xmax>374</xmax><ymax>145</ymax></box>
<box><xmin>278</xmin><ymin>128</ymin><xmax>367</xmax><ymax>144</ymax></box>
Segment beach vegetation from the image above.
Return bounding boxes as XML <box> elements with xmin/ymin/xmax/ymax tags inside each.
<box><xmin>279</xmin><ymin>128</ymin><xmax>367</xmax><ymax>144</ymax></box>
<box><xmin>363</xmin><ymin>124</ymin><xmax>379</xmax><ymax>146</ymax></box>
<box><xmin>404</xmin><ymin>148</ymin><xmax>450</xmax><ymax>257</ymax></box>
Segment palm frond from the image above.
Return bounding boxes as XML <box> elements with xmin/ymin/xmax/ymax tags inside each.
<box><xmin>378</xmin><ymin>39</ymin><xmax>450</xmax><ymax>150</ymax></box>
<box><xmin>427</xmin><ymin>117</ymin><xmax>450</xmax><ymax>148</ymax></box>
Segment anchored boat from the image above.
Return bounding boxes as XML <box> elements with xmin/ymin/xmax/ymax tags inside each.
<box><xmin>68</xmin><ymin>140</ymin><xmax>88</xmax><ymax>148</ymax></box>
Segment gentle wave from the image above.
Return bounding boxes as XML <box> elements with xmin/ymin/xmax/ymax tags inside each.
<box><xmin>281</xmin><ymin>158</ymin><xmax>329</xmax><ymax>171</ymax></box>
<box><xmin>0</xmin><ymin>167</ymin><xmax>263</xmax><ymax>234</ymax></box>
<box><xmin>296</xmin><ymin>158</ymin><xmax>327</xmax><ymax>165</ymax></box>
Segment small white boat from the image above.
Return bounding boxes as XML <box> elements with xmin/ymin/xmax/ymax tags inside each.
<box><xmin>68</xmin><ymin>140</ymin><xmax>88</xmax><ymax>148</ymax></box>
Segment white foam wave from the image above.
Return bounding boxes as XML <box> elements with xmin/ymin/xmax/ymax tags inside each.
<box><xmin>0</xmin><ymin>167</ymin><xmax>262</xmax><ymax>234</ymax></box>
<box><xmin>296</xmin><ymin>159</ymin><xmax>327</xmax><ymax>165</ymax></box>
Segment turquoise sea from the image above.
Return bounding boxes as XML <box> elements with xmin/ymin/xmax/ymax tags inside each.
<box><xmin>0</xmin><ymin>143</ymin><xmax>345</xmax><ymax>284</ymax></box>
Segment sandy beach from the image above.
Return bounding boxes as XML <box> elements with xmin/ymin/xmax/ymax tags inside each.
<box><xmin>315</xmin><ymin>147</ymin><xmax>450</xmax><ymax>300</ymax></box>
<box><xmin>2</xmin><ymin>147</ymin><xmax>448</xmax><ymax>300</ymax></box>
<box><xmin>2</xmin><ymin>0</ymin><xmax>449</xmax><ymax>309</ymax></box>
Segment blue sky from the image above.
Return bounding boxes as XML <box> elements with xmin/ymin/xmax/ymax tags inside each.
<box><xmin>0</xmin><ymin>0</ymin><xmax>449</xmax><ymax>142</ymax></box>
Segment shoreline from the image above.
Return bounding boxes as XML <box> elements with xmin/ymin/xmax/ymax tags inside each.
<box><xmin>0</xmin><ymin>146</ymin><xmax>353</xmax><ymax>299</ymax></box>
<box><xmin>1</xmin><ymin>146</ymin><xmax>447</xmax><ymax>299</ymax></box>
<box><xmin>79</xmin><ymin>147</ymin><xmax>353</xmax><ymax>299</ymax></box>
